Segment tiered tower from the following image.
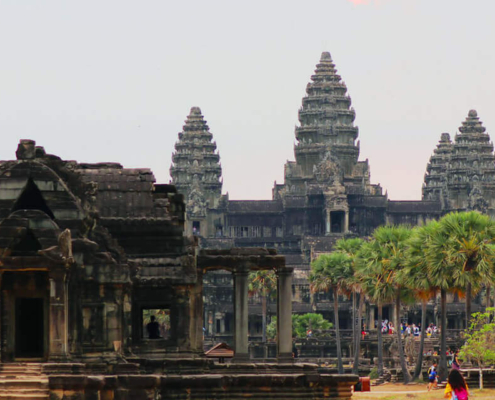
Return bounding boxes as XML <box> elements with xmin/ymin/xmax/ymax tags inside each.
<box><xmin>294</xmin><ymin>51</ymin><xmax>359</xmax><ymax>177</ymax></box>
<box><xmin>445</xmin><ymin>110</ymin><xmax>495</xmax><ymax>212</ymax></box>
<box><xmin>275</xmin><ymin>52</ymin><xmax>383</xmax><ymax>236</ymax></box>
<box><xmin>422</xmin><ymin>110</ymin><xmax>495</xmax><ymax>214</ymax></box>
<box><xmin>170</xmin><ymin>107</ymin><xmax>223</xmax><ymax>235</ymax></box>
<box><xmin>422</xmin><ymin>133</ymin><xmax>453</xmax><ymax>202</ymax></box>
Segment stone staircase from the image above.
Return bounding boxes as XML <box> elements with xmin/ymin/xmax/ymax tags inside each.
<box><xmin>0</xmin><ymin>364</ymin><xmax>49</xmax><ymax>399</ymax></box>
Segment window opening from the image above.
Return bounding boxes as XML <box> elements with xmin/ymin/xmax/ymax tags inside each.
<box><xmin>142</xmin><ymin>308</ymin><xmax>170</xmax><ymax>339</ymax></box>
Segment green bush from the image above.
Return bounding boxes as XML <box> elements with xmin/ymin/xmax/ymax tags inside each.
<box><xmin>369</xmin><ymin>367</ymin><xmax>379</xmax><ymax>380</ymax></box>
<box><xmin>266</xmin><ymin>313</ymin><xmax>333</xmax><ymax>339</ymax></box>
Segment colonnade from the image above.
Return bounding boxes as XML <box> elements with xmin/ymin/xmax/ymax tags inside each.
<box><xmin>232</xmin><ymin>266</ymin><xmax>293</xmax><ymax>362</ymax></box>
<box><xmin>198</xmin><ymin>248</ymin><xmax>291</xmax><ymax>363</ymax></box>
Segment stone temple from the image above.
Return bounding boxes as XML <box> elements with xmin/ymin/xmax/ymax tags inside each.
<box><xmin>170</xmin><ymin>52</ymin><xmax>495</xmax><ymax>346</ymax></box>
<box><xmin>0</xmin><ymin>139</ymin><xmax>356</xmax><ymax>398</ymax></box>
<box><xmin>0</xmin><ymin>51</ymin><xmax>493</xmax><ymax>398</ymax></box>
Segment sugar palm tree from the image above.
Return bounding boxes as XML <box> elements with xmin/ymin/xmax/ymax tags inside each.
<box><xmin>355</xmin><ymin>238</ymin><xmax>390</xmax><ymax>378</ymax></box>
<box><xmin>310</xmin><ymin>252</ymin><xmax>353</xmax><ymax>374</ymax></box>
<box><xmin>424</xmin><ymin>212</ymin><xmax>495</xmax><ymax>380</ymax></box>
<box><xmin>336</xmin><ymin>237</ymin><xmax>365</xmax><ymax>375</ymax></box>
<box><xmin>357</xmin><ymin>226</ymin><xmax>413</xmax><ymax>383</ymax></box>
<box><xmin>437</xmin><ymin>211</ymin><xmax>495</xmax><ymax>327</ymax></box>
<box><xmin>248</xmin><ymin>270</ymin><xmax>277</xmax><ymax>344</ymax></box>
<box><xmin>402</xmin><ymin>224</ymin><xmax>439</xmax><ymax>381</ymax></box>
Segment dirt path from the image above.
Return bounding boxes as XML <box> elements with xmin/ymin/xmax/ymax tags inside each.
<box><xmin>353</xmin><ymin>383</ymin><xmax>495</xmax><ymax>399</ymax></box>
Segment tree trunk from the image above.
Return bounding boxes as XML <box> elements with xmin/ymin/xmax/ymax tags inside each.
<box><xmin>466</xmin><ymin>282</ymin><xmax>472</xmax><ymax>328</ymax></box>
<box><xmin>333</xmin><ymin>287</ymin><xmax>343</xmax><ymax>374</ymax></box>
<box><xmin>413</xmin><ymin>298</ymin><xmax>427</xmax><ymax>380</ymax></box>
<box><xmin>353</xmin><ymin>291</ymin><xmax>364</xmax><ymax>375</ymax></box>
<box><xmin>480</xmin><ymin>367</ymin><xmax>484</xmax><ymax>390</ymax></box>
<box><xmin>351</xmin><ymin>291</ymin><xmax>356</xmax><ymax>358</ymax></box>
<box><xmin>377</xmin><ymin>302</ymin><xmax>384</xmax><ymax>377</ymax></box>
<box><xmin>262</xmin><ymin>294</ymin><xmax>267</xmax><ymax>344</ymax></box>
<box><xmin>439</xmin><ymin>289</ymin><xmax>448</xmax><ymax>382</ymax></box>
<box><xmin>396</xmin><ymin>291</ymin><xmax>411</xmax><ymax>383</ymax></box>
<box><xmin>486</xmin><ymin>285</ymin><xmax>491</xmax><ymax>310</ymax></box>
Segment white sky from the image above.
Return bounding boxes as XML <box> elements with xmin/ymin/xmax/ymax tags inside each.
<box><xmin>0</xmin><ymin>0</ymin><xmax>493</xmax><ymax>200</ymax></box>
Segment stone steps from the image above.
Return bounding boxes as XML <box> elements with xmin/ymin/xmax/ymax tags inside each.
<box><xmin>0</xmin><ymin>364</ymin><xmax>48</xmax><ymax>399</ymax></box>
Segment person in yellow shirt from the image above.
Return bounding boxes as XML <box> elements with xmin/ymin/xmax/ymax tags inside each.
<box><xmin>444</xmin><ymin>369</ymin><xmax>469</xmax><ymax>400</ymax></box>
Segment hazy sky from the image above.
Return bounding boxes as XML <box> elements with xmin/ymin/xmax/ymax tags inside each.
<box><xmin>0</xmin><ymin>0</ymin><xmax>493</xmax><ymax>200</ymax></box>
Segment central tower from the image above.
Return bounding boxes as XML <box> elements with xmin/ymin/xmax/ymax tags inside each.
<box><xmin>275</xmin><ymin>52</ymin><xmax>383</xmax><ymax>237</ymax></box>
<box><xmin>294</xmin><ymin>51</ymin><xmax>359</xmax><ymax>177</ymax></box>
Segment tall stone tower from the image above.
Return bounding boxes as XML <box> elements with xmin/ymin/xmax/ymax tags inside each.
<box><xmin>170</xmin><ymin>107</ymin><xmax>223</xmax><ymax>236</ymax></box>
<box><xmin>446</xmin><ymin>110</ymin><xmax>495</xmax><ymax>213</ymax></box>
<box><xmin>423</xmin><ymin>132</ymin><xmax>453</xmax><ymax>203</ymax></box>
<box><xmin>423</xmin><ymin>110</ymin><xmax>495</xmax><ymax>215</ymax></box>
<box><xmin>275</xmin><ymin>52</ymin><xmax>383</xmax><ymax>236</ymax></box>
<box><xmin>294</xmin><ymin>51</ymin><xmax>359</xmax><ymax>177</ymax></box>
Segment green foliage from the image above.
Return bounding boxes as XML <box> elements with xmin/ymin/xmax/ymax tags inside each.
<box><xmin>355</xmin><ymin>225</ymin><xmax>413</xmax><ymax>304</ymax></box>
<box><xmin>266</xmin><ymin>313</ymin><xmax>333</xmax><ymax>339</ymax></box>
<box><xmin>459</xmin><ymin>308</ymin><xmax>495</xmax><ymax>369</ymax></box>
<box><xmin>309</xmin><ymin>252</ymin><xmax>353</xmax><ymax>295</ymax></box>
<box><xmin>426</xmin><ymin>211</ymin><xmax>495</xmax><ymax>291</ymax></box>
<box><xmin>369</xmin><ymin>367</ymin><xmax>379</xmax><ymax>380</ymax></box>
<box><xmin>248</xmin><ymin>270</ymin><xmax>277</xmax><ymax>298</ymax></box>
<box><xmin>143</xmin><ymin>309</ymin><xmax>170</xmax><ymax>329</ymax></box>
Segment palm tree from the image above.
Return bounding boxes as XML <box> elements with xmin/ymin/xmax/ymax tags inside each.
<box><xmin>437</xmin><ymin>211</ymin><xmax>495</xmax><ymax>327</ymax></box>
<box><xmin>310</xmin><ymin>252</ymin><xmax>353</xmax><ymax>374</ymax></box>
<box><xmin>357</xmin><ymin>226</ymin><xmax>413</xmax><ymax>383</ymax></box>
<box><xmin>356</xmin><ymin>238</ymin><xmax>390</xmax><ymax>378</ymax></box>
<box><xmin>424</xmin><ymin>212</ymin><xmax>495</xmax><ymax>381</ymax></box>
<box><xmin>403</xmin><ymin>224</ymin><xmax>439</xmax><ymax>380</ymax></box>
<box><xmin>248</xmin><ymin>270</ymin><xmax>277</xmax><ymax>345</ymax></box>
<box><xmin>336</xmin><ymin>237</ymin><xmax>364</xmax><ymax>375</ymax></box>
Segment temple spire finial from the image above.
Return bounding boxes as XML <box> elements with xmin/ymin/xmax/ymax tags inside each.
<box><xmin>320</xmin><ymin>51</ymin><xmax>332</xmax><ymax>62</ymax></box>
<box><xmin>190</xmin><ymin>106</ymin><xmax>202</xmax><ymax>116</ymax></box>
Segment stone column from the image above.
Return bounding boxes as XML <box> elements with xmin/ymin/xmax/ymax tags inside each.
<box><xmin>220</xmin><ymin>317</ymin><xmax>225</xmax><ymax>334</ymax></box>
<box><xmin>48</xmin><ymin>269</ymin><xmax>69</xmax><ymax>361</ymax></box>
<box><xmin>344</xmin><ymin>210</ymin><xmax>349</xmax><ymax>233</ymax></box>
<box><xmin>325</xmin><ymin>210</ymin><xmax>331</xmax><ymax>234</ymax></box>
<box><xmin>277</xmin><ymin>267</ymin><xmax>293</xmax><ymax>362</ymax></box>
<box><xmin>233</xmin><ymin>266</ymin><xmax>249</xmax><ymax>362</ymax></box>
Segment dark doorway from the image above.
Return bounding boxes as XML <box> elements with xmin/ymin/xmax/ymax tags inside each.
<box><xmin>192</xmin><ymin>221</ymin><xmax>201</xmax><ymax>235</ymax></box>
<box><xmin>15</xmin><ymin>298</ymin><xmax>44</xmax><ymax>358</ymax></box>
<box><xmin>330</xmin><ymin>211</ymin><xmax>345</xmax><ymax>233</ymax></box>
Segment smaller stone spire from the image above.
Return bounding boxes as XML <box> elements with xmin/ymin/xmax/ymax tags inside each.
<box><xmin>459</xmin><ymin>109</ymin><xmax>486</xmax><ymax>134</ymax></box>
<box><xmin>422</xmin><ymin>133</ymin><xmax>453</xmax><ymax>201</ymax></box>
<box><xmin>170</xmin><ymin>107</ymin><xmax>222</xmax><ymax>203</ymax></box>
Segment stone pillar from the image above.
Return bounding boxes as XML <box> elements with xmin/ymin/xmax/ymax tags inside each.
<box><xmin>325</xmin><ymin>210</ymin><xmax>331</xmax><ymax>234</ymax></box>
<box><xmin>48</xmin><ymin>269</ymin><xmax>69</xmax><ymax>360</ymax></box>
<box><xmin>277</xmin><ymin>267</ymin><xmax>293</xmax><ymax>362</ymax></box>
<box><xmin>233</xmin><ymin>266</ymin><xmax>249</xmax><ymax>362</ymax></box>
<box><xmin>220</xmin><ymin>317</ymin><xmax>225</xmax><ymax>334</ymax></box>
<box><xmin>344</xmin><ymin>211</ymin><xmax>349</xmax><ymax>233</ymax></box>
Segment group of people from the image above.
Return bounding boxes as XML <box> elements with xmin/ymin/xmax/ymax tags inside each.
<box><xmin>428</xmin><ymin>354</ymin><xmax>466</xmax><ymax>400</ymax></box>
<box><xmin>398</xmin><ymin>322</ymin><xmax>439</xmax><ymax>337</ymax></box>
<box><xmin>380</xmin><ymin>320</ymin><xmax>395</xmax><ymax>334</ymax></box>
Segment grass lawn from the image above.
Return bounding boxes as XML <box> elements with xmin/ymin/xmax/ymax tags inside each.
<box><xmin>353</xmin><ymin>383</ymin><xmax>495</xmax><ymax>400</ymax></box>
